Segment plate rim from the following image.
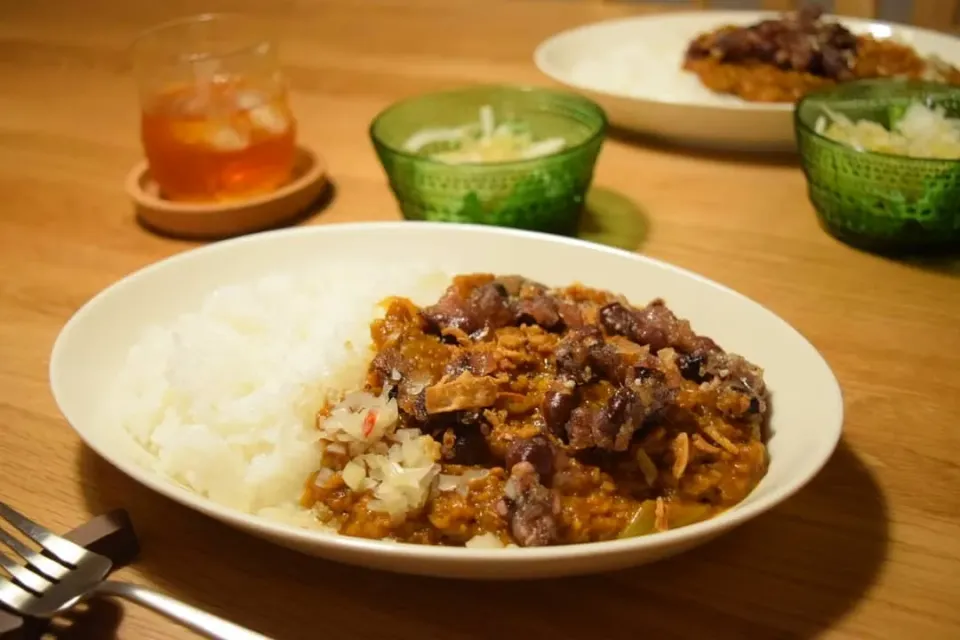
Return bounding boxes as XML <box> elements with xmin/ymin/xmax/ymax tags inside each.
<box><xmin>49</xmin><ymin>221</ymin><xmax>845</xmax><ymax>565</ymax></box>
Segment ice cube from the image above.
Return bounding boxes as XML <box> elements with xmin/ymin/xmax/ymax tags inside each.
<box><xmin>205</xmin><ymin>124</ymin><xmax>250</xmax><ymax>151</ymax></box>
<box><xmin>248</xmin><ymin>104</ymin><xmax>289</xmax><ymax>135</ymax></box>
<box><xmin>173</xmin><ymin>92</ymin><xmax>212</xmax><ymax>116</ymax></box>
<box><xmin>234</xmin><ymin>90</ymin><xmax>265</xmax><ymax>112</ymax></box>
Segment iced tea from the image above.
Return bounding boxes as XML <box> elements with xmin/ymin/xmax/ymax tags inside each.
<box><xmin>133</xmin><ymin>14</ymin><xmax>297</xmax><ymax>203</ymax></box>
<box><xmin>141</xmin><ymin>78</ymin><xmax>296</xmax><ymax>202</ymax></box>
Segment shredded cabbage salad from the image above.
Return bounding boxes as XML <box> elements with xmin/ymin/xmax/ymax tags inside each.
<box><xmin>815</xmin><ymin>101</ymin><xmax>960</xmax><ymax>159</ymax></box>
<box><xmin>402</xmin><ymin>105</ymin><xmax>567</xmax><ymax>164</ymax></box>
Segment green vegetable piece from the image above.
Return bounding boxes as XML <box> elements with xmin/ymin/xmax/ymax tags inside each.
<box><xmin>667</xmin><ymin>503</ymin><xmax>714</xmax><ymax>529</ymax></box>
<box><xmin>619</xmin><ymin>500</ymin><xmax>715</xmax><ymax>539</ymax></box>
<box><xmin>618</xmin><ymin>500</ymin><xmax>657</xmax><ymax>539</ymax></box>
<box><xmin>887</xmin><ymin>103</ymin><xmax>908</xmax><ymax>129</ymax></box>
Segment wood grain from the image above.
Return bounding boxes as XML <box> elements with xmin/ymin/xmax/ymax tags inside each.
<box><xmin>1</xmin><ymin>0</ymin><xmax>959</xmax><ymax>638</ymax></box>
<box><xmin>912</xmin><ymin>0</ymin><xmax>960</xmax><ymax>30</ymax></box>
<box><xmin>760</xmin><ymin>0</ymin><xmax>878</xmax><ymax>20</ymax></box>
<box><xmin>833</xmin><ymin>0</ymin><xmax>878</xmax><ymax>19</ymax></box>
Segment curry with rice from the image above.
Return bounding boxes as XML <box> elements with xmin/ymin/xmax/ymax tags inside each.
<box><xmin>303</xmin><ymin>274</ymin><xmax>769</xmax><ymax>547</ymax></box>
<box><xmin>684</xmin><ymin>4</ymin><xmax>960</xmax><ymax>103</ymax></box>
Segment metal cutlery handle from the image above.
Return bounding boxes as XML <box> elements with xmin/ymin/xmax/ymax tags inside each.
<box><xmin>95</xmin><ymin>580</ymin><xmax>271</xmax><ymax>640</ymax></box>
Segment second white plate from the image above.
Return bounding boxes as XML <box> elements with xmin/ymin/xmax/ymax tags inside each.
<box><xmin>534</xmin><ymin>10</ymin><xmax>960</xmax><ymax>151</ymax></box>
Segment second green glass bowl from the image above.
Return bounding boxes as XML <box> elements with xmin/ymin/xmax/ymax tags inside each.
<box><xmin>369</xmin><ymin>85</ymin><xmax>607</xmax><ymax>235</ymax></box>
<box><xmin>795</xmin><ymin>80</ymin><xmax>960</xmax><ymax>254</ymax></box>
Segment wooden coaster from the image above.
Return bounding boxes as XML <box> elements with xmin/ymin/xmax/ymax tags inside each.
<box><xmin>126</xmin><ymin>145</ymin><xmax>328</xmax><ymax>240</ymax></box>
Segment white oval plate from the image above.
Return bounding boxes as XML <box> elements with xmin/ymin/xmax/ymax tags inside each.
<box><xmin>50</xmin><ymin>222</ymin><xmax>843</xmax><ymax>579</ymax></box>
<box><xmin>534</xmin><ymin>11</ymin><xmax>960</xmax><ymax>151</ymax></box>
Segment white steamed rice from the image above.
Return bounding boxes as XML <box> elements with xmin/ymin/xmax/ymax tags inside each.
<box><xmin>112</xmin><ymin>263</ymin><xmax>451</xmax><ymax>526</ymax></box>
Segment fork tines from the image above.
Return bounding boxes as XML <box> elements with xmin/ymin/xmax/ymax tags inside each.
<box><xmin>0</xmin><ymin>502</ymin><xmax>110</xmax><ymax>617</ymax></box>
<box><xmin>0</xmin><ymin>503</ymin><xmax>88</xmax><ymax>567</ymax></box>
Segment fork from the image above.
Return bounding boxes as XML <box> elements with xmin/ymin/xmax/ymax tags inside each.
<box><xmin>0</xmin><ymin>502</ymin><xmax>270</xmax><ymax>639</ymax></box>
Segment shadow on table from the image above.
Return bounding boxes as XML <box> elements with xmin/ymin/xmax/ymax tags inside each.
<box><xmin>41</xmin><ymin>600</ymin><xmax>125</xmax><ymax>640</ymax></box>
<box><xmin>78</xmin><ymin>439</ymin><xmax>886</xmax><ymax>640</ymax></box>
<box><xmin>821</xmin><ymin>230</ymin><xmax>960</xmax><ymax>276</ymax></box>
<box><xmin>894</xmin><ymin>254</ymin><xmax>960</xmax><ymax>277</ymax></box>
<box><xmin>608</xmin><ymin>126</ymin><xmax>800</xmax><ymax>168</ymax></box>
<box><xmin>577</xmin><ymin>186</ymin><xmax>650</xmax><ymax>251</ymax></box>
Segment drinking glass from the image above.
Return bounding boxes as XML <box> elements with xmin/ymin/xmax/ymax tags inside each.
<box><xmin>132</xmin><ymin>14</ymin><xmax>297</xmax><ymax>203</ymax></box>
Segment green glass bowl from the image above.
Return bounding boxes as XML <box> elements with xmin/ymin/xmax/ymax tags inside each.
<box><xmin>369</xmin><ymin>85</ymin><xmax>607</xmax><ymax>235</ymax></box>
<box><xmin>795</xmin><ymin>79</ymin><xmax>960</xmax><ymax>254</ymax></box>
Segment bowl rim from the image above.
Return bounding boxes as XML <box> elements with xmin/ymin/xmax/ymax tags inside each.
<box><xmin>367</xmin><ymin>84</ymin><xmax>608</xmax><ymax>169</ymax></box>
<box><xmin>794</xmin><ymin>78</ymin><xmax>960</xmax><ymax>165</ymax></box>
<box><xmin>49</xmin><ymin>221</ymin><xmax>845</xmax><ymax>567</ymax></box>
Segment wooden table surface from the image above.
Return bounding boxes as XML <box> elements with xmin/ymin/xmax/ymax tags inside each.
<box><xmin>2</xmin><ymin>0</ymin><xmax>959</xmax><ymax>638</ymax></box>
